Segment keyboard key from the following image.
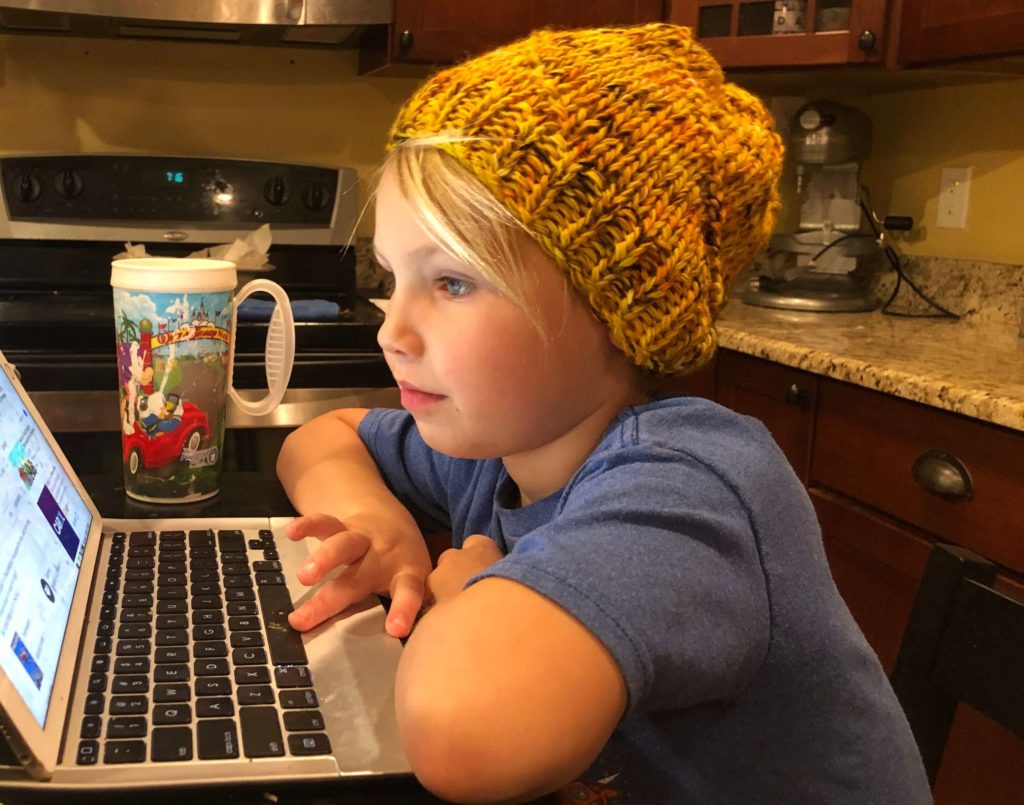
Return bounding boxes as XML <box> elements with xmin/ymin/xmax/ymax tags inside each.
<box><xmin>189</xmin><ymin>529</ymin><xmax>215</xmax><ymax>546</ymax></box>
<box><xmin>237</xmin><ymin>685</ymin><xmax>275</xmax><ymax>705</ymax></box>
<box><xmin>231</xmin><ymin>632</ymin><xmax>263</xmax><ymax>649</ymax></box>
<box><xmin>256</xmin><ymin>572</ymin><xmax>287</xmax><ymax>586</ymax></box>
<box><xmin>253</xmin><ymin>560</ymin><xmax>282</xmax><ymax>573</ymax></box>
<box><xmin>193</xmin><ymin>609</ymin><xmax>224</xmax><ymax>625</ymax></box>
<box><xmin>157</xmin><ymin>614</ymin><xmax>188</xmax><ymax>630</ymax></box>
<box><xmin>288</xmin><ymin>733</ymin><xmax>331</xmax><ymax>756</ymax></box>
<box><xmin>197</xmin><ymin>697</ymin><xmax>234</xmax><ymax>717</ymax></box>
<box><xmin>152</xmin><ymin>703</ymin><xmax>192</xmax><ymax>725</ymax></box>
<box><xmin>99</xmin><ymin>606</ymin><xmax>117</xmax><ymax>621</ymax></box>
<box><xmin>104</xmin><ymin>578</ymin><xmax>119</xmax><ymax>592</ymax></box>
<box><xmin>114</xmin><ymin>657</ymin><xmax>150</xmax><ymax>675</ymax></box>
<box><xmin>228</xmin><ymin>616</ymin><xmax>261</xmax><ymax>632</ymax></box>
<box><xmin>195</xmin><ymin>658</ymin><xmax>230</xmax><ymax>677</ymax></box>
<box><xmin>157</xmin><ymin>586</ymin><xmax>187</xmax><ymax>600</ymax></box>
<box><xmin>264</xmin><ymin>549</ymin><xmax>280</xmax><ymax>560</ymax></box>
<box><xmin>156</xmin><ymin>629</ymin><xmax>188</xmax><ymax>646</ymax></box>
<box><xmin>195</xmin><ymin>677</ymin><xmax>232</xmax><ymax>697</ymax></box>
<box><xmin>94</xmin><ymin>637</ymin><xmax>112</xmax><ymax>655</ymax></box>
<box><xmin>115</xmin><ymin>640</ymin><xmax>150</xmax><ymax>656</ymax></box>
<box><xmin>124</xmin><ymin>569</ymin><xmax>154</xmax><ymax>581</ymax></box>
<box><xmin>96</xmin><ymin>621</ymin><xmax>114</xmax><ymax>637</ymax></box>
<box><xmin>119</xmin><ymin>609</ymin><xmax>152</xmax><ymax>624</ymax></box>
<box><xmin>152</xmin><ymin>726</ymin><xmax>193</xmax><ymax>762</ymax></box>
<box><xmin>129</xmin><ymin>531</ymin><xmax>156</xmax><ymax>547</ymax></box>
<box><xmin>158</xmin><ymin>574</ymin><xmax>186</xmax><ymax>588</ymax></box>
<box><xmin>112</xmin><ymin>531</ymin><xmax>127</xmax><ymax>543</ymax></box>
<box><xmin>160</xmin><ymin>530</ymin><xmax>186</xmax><ymax>542</ymax></box>
<box><xmin>197</xmin><ymin>718</ymin><xmax>239</xmax><ymax>760</ymax></box>
<box><xmin>227</xmin><ymin>601</ymin><xmax>257</xmax><ymax>616</ymax></box>
<box><xmin>109</xmin><ymin>695</ymin><xmax>148</xmax><ymax>715</ymax></box>
<box><xmin>279</xmin><ymin>689</ymin><xmax>318</xmax><ymax>709</ymax></box>
<box><xmin>218</xmin><ymin>530</ymin><xmax>246</xmax><ymax>551</ymax></box>
<box><xmin>107</xmin><ymin>716</ymin><xmax>147</xmax><ymax>738</ymax></box>
<box><xmin>225</xmin><ymin>588</ymin><xmax>255</xmax><ymax>602</ymax></box>
<box><xmin>76</xmin><ymin>740</ymin><xmax>99</xmax><ymax>765</ymax></box>
<box><xmin>233</xmin><ymin>647</ymin><xmax>268</xmax><ymax>666</ymax></box>
<box><xmin>127</xmin><ymin>557</ymin><xmax>154</xmax><ymax>570</ymax></box>
<box><xmin>155</xmin><ymin>646</ymin><xmax>190</xmax><ymax>664</ymax></box>
<box><xmin>283</xmin><ymin>710</ymin><xmax>325</xmax><ymax>732</ymax></box>
<box><xmin>194</xmin><ymin>641</ymin><xmax>228</xmax><ymax>658</ymax></box>
<box><xmin>111</xmin><ymin>676</ymin><xmax>149</xmax><ymax>694</ymax></box>
<box><xmin>274</xmin><ymin>666</ymin><xmax>312</xmax><ymax>688</ymax></box>
<box><xmin>191</xmin><ymin>557</ymin><xmax>218</xmax><ymax>570</ymax></box>
<box><xmin>87</xmin><ymin>672</ymin><xmax>107</xmax><ymax>693</ymax></box>
<box><xmin>154</xmin><ymin>683</ymin><xmax>190</xmax><ymax>703</ymax></box>
<box><xmin>157</xmin><ymin>599</ymin><xmax>187</xmax><ymax>615</ymax></box>
<box><xmin>155</xmin><ymin>664</ymin><xmax>190</xmax><ymax>682</ymax></box>
<box><xmin>222</xmin><ymin>563</ymin><xmax>251</xmax><ymax>576</ymax></box>
<box><xmin>102</xmin><ymin>591</ymin><xmax>118</xmax><ymax>607</ymax></box>
<box><xmin>258</xmin><ymin>585</ymin><xmax>308</xmax><ymax>665</ymax></box>
<box><xmin>80</xmin><ymin>715</ymin><xmax>102</xmax><ymax>739</ymax></box>
<box><xmin>104</xmin><ymin>740</ymin><xmax>147</xmax><ymax>764</ymax></box>
<box><xmin>127</xmin><ymin>545</ymin><xmax>155</xmax><ymax>558</ymax></box>
<box><xmin>233</xmin><ymin>667</ymin><xmax>269</xmax><ymax>687</ymax></box>
<box><xmin>158</xmin><ymin>561</ymin><xmax>186</xmax><ymax>574</ymax></box>
<box><xmin>190</xmin><ymin>581</ymin><xmax>221</xmax><ymax>597</ymax></box>
<box><xmin>240</xmin><ymin>706</ymin><xmax>284</xmax><ymax>758</ymax></box>
<box><xmin>91</xmin><ymin>655</ymin><xmax>110</xmax><ymax>673</ymax></box>
<box><xmin>192</xmin><ymin>595</ymin><xmax>222</xmax><ymax>610</ymax></box>
<box><xmin>194</xmin><ymin>625</ymin><xmax>226</xmax><ymax>641</ymax></box>
<box><xmin>122</xmin><ymin>594</ymin><xmax>153</xmax><ymax>609</ymax></box>
<box><xmin>123</xmin><ymin>581</ymin><xmax>154</xmax><ymax>595</ymax></box>
<box><xmin>117</xmin><ymin>624</ymin><xmax>151</xmax><ymax>639</ymax></box>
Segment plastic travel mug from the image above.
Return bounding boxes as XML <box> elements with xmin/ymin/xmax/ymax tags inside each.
<box><xmin>110</xmin><ymin>257</ymin><xmax>295</xmax><ymax>503</ymax></box>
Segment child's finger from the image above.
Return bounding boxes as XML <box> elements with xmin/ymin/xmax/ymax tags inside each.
<box><xmin>287</xmin><ymin>578</ymin><xmax>364</xmax><ymax>632</ymax></box>
<box><xmin>385</xmin><ymin>571</ymin><xmax>426</xmax><ymax>638</ymax></box>
<box><xmin>298</xmin><ymin>530</ymin><xmax>372</xmax><ymax>584</ymax></box>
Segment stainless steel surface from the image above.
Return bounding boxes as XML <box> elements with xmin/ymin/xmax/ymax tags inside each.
<box><xmin>789</xmin><ymin>99</ymin><xmax>872</xmax><ymax>166</ymax></box>
<box><xmin>741</xmin><ymin>273</ymin><xmax>878</xmax><ymax>313</ymax></box>
<box><xmin>28</xmin><ymin>386</ymin><xmax>399</xmax><ymax>432</ymax></box>
<box><xmin>0</xmin><ymin>1</ymin><xmax>392</xmax><ymax>47</ymax></box>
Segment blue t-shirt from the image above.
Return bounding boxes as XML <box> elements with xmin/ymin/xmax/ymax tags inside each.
<box><xmin>359</xmin><ymin>397</ymin><xmax>930</xmax><ymax>803</ymax></box>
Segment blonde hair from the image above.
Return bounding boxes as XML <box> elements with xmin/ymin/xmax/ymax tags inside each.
<box><xmin>378</xmin><ymin>135</ymin><xmax>552</xmax><ymax>334</ymax></box>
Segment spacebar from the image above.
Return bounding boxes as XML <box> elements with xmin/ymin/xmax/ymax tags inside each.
<box><xmin>257</xmin><ymin>585</ymin><xmax>308</xmax><ymax>665</ymax></box>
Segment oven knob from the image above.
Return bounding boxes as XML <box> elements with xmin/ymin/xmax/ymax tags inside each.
<box><xmin>264</xmin><ymin>176</ymin><xmax>289</xmax><ymax>206</ymax></box>
<box><xmin>54</xmin><ymin>170</ymin><xmax>84</xmax><ymax>199</ymax></box>
<box><xmin>16</xmin><ymin>173</ymin><xmax>41</xmax><ymax>203</ymax></box>
<box><xmin>302</xmin><ymin>179</ymin><xmax>331</xmax><ymax>211</ymax></box>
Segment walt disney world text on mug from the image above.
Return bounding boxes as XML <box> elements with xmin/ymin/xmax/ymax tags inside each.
<box><xmin>111</xmin><ymin>258</ymin><xmax>294</xmax><ymax>503</ymax></box>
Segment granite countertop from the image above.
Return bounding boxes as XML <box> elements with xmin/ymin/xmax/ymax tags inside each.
<box><xmin>715</xmin><ymin>302</ymin><xmax>1024</xmax><ymax>433</ymax></box>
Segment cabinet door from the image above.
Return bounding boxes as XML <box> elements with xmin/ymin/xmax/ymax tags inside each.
<box><xmin>362</xmin><ymin>0</ymin><xmax>664</xmax><ymax>71</ymax></box>
<box><xmin>715</xmin><ymin>350</ymin><xmax>816</xmax><ymax>482</ymax></box>
<box><xmin>811</xmin><ymin>488</ymin><xmax>932</xmax><ymax>671</ymax></box>
<box><xmin>667</xmin><ymin>0</ymin><xmax>889</xmax><ymax>67</ymax></box>
<box><xmin>899</xmin><ymin>0</ymin><xmax>1024</xmax><ymax>65</ymax></box>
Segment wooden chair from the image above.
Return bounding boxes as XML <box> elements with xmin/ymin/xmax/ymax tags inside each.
<box><xmin>890</xmin><ymin>543</ymin><xmax>1024</xmax><ymax>785</ymax></box>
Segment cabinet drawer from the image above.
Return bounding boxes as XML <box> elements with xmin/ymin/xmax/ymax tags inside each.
<box><xmin>811</xmin><ymin>379</ymin><xmax>1024</xmax><ymax>574</ymax></box>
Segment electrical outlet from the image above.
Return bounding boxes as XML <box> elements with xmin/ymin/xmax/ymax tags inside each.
<box><xmin>937</xmin><ymin>167</ymin><xmax>972</xmax><ymax>229</ymax></box>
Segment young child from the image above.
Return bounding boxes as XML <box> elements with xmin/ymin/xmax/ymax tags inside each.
<box><xmin>276</xmin><ymin>23</ymin><xmax>930</xmax><ymax>804</ymax></box>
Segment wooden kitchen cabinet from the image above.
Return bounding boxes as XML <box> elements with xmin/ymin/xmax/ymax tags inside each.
<box><xmin>898</xmin><ymin>0</ymin><xmax>1024</xmax><ymax>65</ymax></box>
<box><xmin>359</xmin><ymin>0</ymin><xmax>664</xmax><ymax>74</ymax></box>
<box><xmin>666</xmin><ymin>0</ymin><xmax>889</xmax><ymax>67</ymax></box>
<box><xmin>705</xmin><ymin>348</ymin><xmax>1024</xmax><ymax>804</ymax></box>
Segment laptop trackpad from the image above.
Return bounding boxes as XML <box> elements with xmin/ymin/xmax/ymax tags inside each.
<box><xmin>271</xmin><ymin>519</ymin><xmax>409</xmax><ymax>775</ymax></box>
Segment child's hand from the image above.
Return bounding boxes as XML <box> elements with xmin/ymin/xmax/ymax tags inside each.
<box><xmin>425</xmin><ymin>535</ymin><xmax>503</xmax><ymax>606</ymax></box>
<box><xmin>285</xmin><ymin>512</ymin><xmax>431</xmax><ymax>638</ymax></box>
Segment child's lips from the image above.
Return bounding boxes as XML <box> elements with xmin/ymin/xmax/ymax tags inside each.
<box><xmin>398</xmin><ymin>382</ymin><xmax>446</xmax><ymax>411</ymax></box>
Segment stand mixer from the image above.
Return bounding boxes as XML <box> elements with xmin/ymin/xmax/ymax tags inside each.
<box><xmin>743</xmin><ymin>99</ymin><xmax>881</xmax><ymax>312</ymax></box>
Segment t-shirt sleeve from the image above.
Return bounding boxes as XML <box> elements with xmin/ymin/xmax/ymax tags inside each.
<box><xmin>357</xmin><ymin>407</ymin><xmax>454</xmax><ymax>532</ymax></box>
<box><xmin>469</xmin><ymin>446</ymin><xmax>771</xmax><ymax>717</ymax></box>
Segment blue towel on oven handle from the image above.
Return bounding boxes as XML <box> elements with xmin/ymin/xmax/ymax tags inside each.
<box><xmin>236</xmin><ymin>298</ymin><xmax>340</xmax><ymax>322</ymax></box>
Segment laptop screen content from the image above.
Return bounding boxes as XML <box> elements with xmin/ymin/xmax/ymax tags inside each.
<box><xmin>0</xmin><ymin>368</ymin><xmax>93</xmax><ymax>727</ymax></box>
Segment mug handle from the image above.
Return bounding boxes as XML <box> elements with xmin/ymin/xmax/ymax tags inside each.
<box><xmin>227</xmin><ymin>279</ymin><xmax>295</xmax><ymax>417</ymax></box>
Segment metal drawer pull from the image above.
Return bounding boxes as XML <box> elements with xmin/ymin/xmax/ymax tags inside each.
<box><xmin>785</xmin><ymin>384</ymin><xmax>807</xmax><ymax>406</ymax></box>
<box><xmin>911</xmin><ymin>450</ymin><xmax>973</xmax><ymax>499</ymax></box>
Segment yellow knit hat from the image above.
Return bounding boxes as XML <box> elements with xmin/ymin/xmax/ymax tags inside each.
<box><xmin>388</xmin><ymin>23</ymin><xmax>784</xmax><ymax>376</ymax></box>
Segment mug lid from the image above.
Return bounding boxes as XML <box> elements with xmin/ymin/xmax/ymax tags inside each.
<box><xmin>111</xmin><ymin>258</ymin><xmax>237</xmax><ymax>293</ymax></box>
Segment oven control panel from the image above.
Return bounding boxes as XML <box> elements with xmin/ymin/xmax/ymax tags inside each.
<box><xmin>0</xmin><ymin>155</ymin><xmax>343</xmax><ymax>225</ymax></box>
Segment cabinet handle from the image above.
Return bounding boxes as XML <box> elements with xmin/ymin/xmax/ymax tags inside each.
<box><xmin>857</xmin><ymin>30</ymin><xmax>877</xmax><ymax>53</ymax></box>
<box><xmin>398</xmin><ymin>30</ymin><xmax>415</xmax><ymax>51</ymax></box>
<box><xmin>784</xmin><ymin>384</ymin><xmax>807</xmax><ymax>406</ymax></box>
<box><xmin>911</xmin><ymin>450</ymin><xmax>973</xmax><ymax>500</ymax></box>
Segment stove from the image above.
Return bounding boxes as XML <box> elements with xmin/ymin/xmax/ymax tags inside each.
<box><xmin>0</xmin><ymin>154</ymin><xmax>397</xmax><ymax>478</ymax></box>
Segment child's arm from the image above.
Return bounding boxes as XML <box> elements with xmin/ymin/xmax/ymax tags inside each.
<box><xmin>275</xmin><ymin>407</ymin><xmax>432</xmax><ymax>638</ymax></box>
<box><xmin>396</xmin><ymin>575</ymin><xmax>627</xmax><ymax>802</ymax></box>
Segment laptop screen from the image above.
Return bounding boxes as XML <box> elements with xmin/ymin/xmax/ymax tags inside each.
<box><xmin>0</xmin><ymin>368</ymin><xmax>93</xmax><ymax>727</ymax></box>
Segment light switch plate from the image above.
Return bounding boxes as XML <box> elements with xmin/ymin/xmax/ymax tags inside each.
<box><xmin>937</xmin><ymin>167</ymin><xmax>972</xmax><ymax>229</ymax></box>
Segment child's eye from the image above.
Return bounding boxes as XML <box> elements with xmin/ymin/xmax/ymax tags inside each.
<box><xmin>438</xmin><ymin>275</ymin><xmax>475</xmax><ymax>298</ymax></box>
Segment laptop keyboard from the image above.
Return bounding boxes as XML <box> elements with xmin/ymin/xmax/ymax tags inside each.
<box><xmin>74</xmin><ymin>529</ymin><xmax>332</xmax><ymax>765</ymax></box>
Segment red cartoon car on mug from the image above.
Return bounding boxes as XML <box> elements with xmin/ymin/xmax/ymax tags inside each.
<box><xmin>123</xmin><ymin>392</ymin><xmax>211</xmax><ymax>475</ymax></box>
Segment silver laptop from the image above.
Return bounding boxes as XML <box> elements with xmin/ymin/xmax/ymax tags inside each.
<box><xmin>0</xmin><ymin>350</ymin><xmax>409</xmax><ymax>792</ymax></box>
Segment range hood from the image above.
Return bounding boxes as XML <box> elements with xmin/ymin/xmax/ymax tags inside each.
<box><xmin>0</xmin><ymin>1</ymin><xmax>393</xmax><ymax>47</ymax></box>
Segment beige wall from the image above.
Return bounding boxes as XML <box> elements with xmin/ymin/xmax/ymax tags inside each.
<box><xmin>0</xmin><ymin>34</ymin><xmax>425</xmax><ymax>235</ymax></box>
<box><xmin>2</xmin><ymin>34</ymin><xmax>1023</xmax><ymax>264</ymax></box>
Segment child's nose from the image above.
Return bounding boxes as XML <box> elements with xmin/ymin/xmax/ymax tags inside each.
<box><xmin>376</xmin><ymin>294</ymin><xmax>423</xmax><ymax>358</ymax></box>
